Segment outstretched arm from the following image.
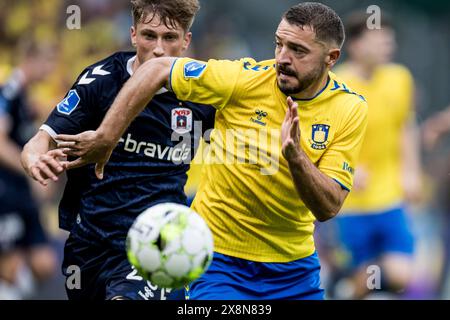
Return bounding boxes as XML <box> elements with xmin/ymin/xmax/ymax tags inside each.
<box><xmin>21</xmin><ymin>130</ymin><xmax>67</xmax><ymax>186</ymax></box>
<box><xmin>56</xmin><ymin>57</ymin><xmax>176</xmax><ymax>178</ymax></box>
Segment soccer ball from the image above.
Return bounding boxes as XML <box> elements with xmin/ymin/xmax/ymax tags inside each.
<box><xmin>126</xmin><ymin>203</ymin><xmax>214</xmax><ymax>289</ymax></box>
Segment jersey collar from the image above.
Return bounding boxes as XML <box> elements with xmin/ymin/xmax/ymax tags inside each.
<box><xmin>276</xmin><ymin>72</ymin><xmax>334</xmax><ymax>107</ymax></box>
<box><xmin>127</xmin><ymin>55</ymin><xmax>168</xmax><ymax>96</ymax></box>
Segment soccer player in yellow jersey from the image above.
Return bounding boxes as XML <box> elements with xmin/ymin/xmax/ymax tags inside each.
<box><xmin>332</xmin><ymin>12</ymin><xmax>422</xmax><ymax>299</ymax></box>
<box><xmin>55</xmin><ymin>3</ymin><xmax>368</xmax><ymax>299</ymax></box>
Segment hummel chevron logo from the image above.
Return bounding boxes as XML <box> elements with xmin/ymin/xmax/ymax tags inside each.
<box><xmin>78</xmin><ymin>65</ymin><xmax>111</xmax><ymax>85</ymax></box>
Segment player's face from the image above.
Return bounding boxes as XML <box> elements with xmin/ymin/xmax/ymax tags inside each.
<box><xmin>28</xmin><ymin>49</ymin><xmax>58</xmax><ymax>82</ymax></box>
<box><xmin>131</xmin><ymin>13</ymin><xmax>191</xmax><ymax>64</ymax></box>
<box><xmin>275</xmin><ymin>19</ymin><xmax>334</xmax><ymax>95</ymax></box>
<box><xmin>350</xmin><ymin>28</ymin><xmax>396</xmax><ymax>66</ymax></box>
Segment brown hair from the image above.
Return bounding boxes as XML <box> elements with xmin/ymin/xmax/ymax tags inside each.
<box><xmin>283</xmin><ymin>2</ymin><xmax>345</xmax><ymax>48</ymax></box>
<box><xmin>131</xmin><ymin>0</ymin><xmax>200</xmax><ymax>32</ymax></box>
<box><xmin>345</xmin><ymin>11</ymin><xmax>393</xmax><ymax>42</ymax></box>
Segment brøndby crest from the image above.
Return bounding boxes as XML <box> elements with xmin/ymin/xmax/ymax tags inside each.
<box><xmin>310</xmin><ymin>124</ymin><xmax>330</xmax><ymax>150</ymax></box>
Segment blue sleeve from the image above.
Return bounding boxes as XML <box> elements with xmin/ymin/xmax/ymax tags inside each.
<box><xmin>42</xmin><ymin>66</ymin><xmax>112</xmax><ymax>136</ymax></box>
<box><xmin>43</xmin><ymin>76</ymin><xmax>98</xmax><ymax>136</ymax></box>
<box><xmin>0</xmin><ymin>88</ymin><xmax>10</xmax><ymax>118</ymax></box>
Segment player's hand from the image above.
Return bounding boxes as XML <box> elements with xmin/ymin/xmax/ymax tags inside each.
<box><xmin>352</xmin><ymin>167</ymin><xmax>369</xmax><ymax>192</ymax></box>
<box><xmin>281</xmin><ymin>97</ymin><xmax>302</xmax><ymax>161</ymax></box>
<box><xmin>55</xmin><ymin>130</ymin><xmax>114</xmax><ymax>180</ymax></box>
<box><xmin>25</xmin><ymin>149</ymin><xmax>68</xmax><ymax>186</ymax></box>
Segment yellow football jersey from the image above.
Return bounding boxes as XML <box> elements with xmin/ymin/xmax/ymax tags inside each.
<box><xmin>184</xmin><ymin>140</ymin><xmax>210</xmax><ymax>198</ymax></box>
<box><xmin>336</xmin><ymin>63</ymin><xmax>414</xmax><ymax>212</ymax></box>
<box><xmin>170</xmin><ymin>58</ymin><xmax>368</xmax><ymax>262</ymax></box>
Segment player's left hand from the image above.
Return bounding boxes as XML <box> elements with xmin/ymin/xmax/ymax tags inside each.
<box><xmin>281</xmin><ymin>97</ymin><xmax>302</xmax><ymax>161</ymax></box>
<box><xmin>55</xmin><ymin>130</ymin><xmax>115</xmax><ymax>179</ymax></box>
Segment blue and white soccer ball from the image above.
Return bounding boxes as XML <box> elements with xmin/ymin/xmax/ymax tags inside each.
<box><xmin>126</xmin><ymin>203</ymin><xmax>214</xmax><ymax>289</ymax></box>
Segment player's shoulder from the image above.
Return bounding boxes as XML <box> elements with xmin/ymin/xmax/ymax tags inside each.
<box><xmin>378</xmin><ymin>63</ymin><xmax>412</xmax><ymax>76</ymax></box>
<box><xmin>84</xmin><ymin>51</ymin><xmax>134</xmax><ymax>73</ymax></box>
<box><xmin>75</xmin><ymin>51</ymin><xmax>135</xmax><ymax>88</ymax></box>
<box><xmin>176</xmin><ymin>57</ymin><xmax>275</xmax><ymax>77</ymax></box>
<box><xmin>199</xmin><ymin>57</ymin><xmax>275</xmax><ymax>73</ymax></box>
<box><xmin>377</xmin><ymin>63</ymin><xmax>414</xmax><ymax>83</ymax></box>
<box><xmin>237</xmin><ymin>58</ymin><xmax>276</xmax><ymax>77</ymax></box>
<box><xmin>240</xmin><ymin>58</ymin><xmax>275</xmax><ymax>69</ymax></box>
<box><xmin>232</xmin><ymin>58</ymin><xmax>276</xmax><ymax>84</ymax></box>
<box><xmin>327</xmin><ymin>72</ymin><xmax>368</xmax><ymax>127</ymax></box>
<box><xmin>328</xmin><ymin>71</ymin><xmax>367</xmax><ymax>107</ymax></box>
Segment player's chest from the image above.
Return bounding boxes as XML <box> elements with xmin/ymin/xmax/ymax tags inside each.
<box><xmin>125</xmin><ymin>98</ymin><xmax>210</xmax><ymax>138</ymax></box>
<box><xmin>220</xmin><ymin>99</ymin><xmax>339</xmax><ymax>161</ymax></box>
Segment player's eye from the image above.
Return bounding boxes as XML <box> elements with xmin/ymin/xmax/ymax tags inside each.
<box><xmin>291</xmin><ymin>46</ymin><xmax>306</xmax><ymax>56</ymax></box>
<box><xmin>144</xmin><ymin>34</ymin><xmax>156</xmax><ymax>40</ymax></box>
<box><xmin>164</xmin><ymin>35</ymin><xmax>178</xmax><ymax>41</ymax></box>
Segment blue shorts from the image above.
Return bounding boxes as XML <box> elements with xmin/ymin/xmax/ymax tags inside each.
<box><xmin>336</xmin><ymin>206</ymin><xmax>414</xmax><ymax>268</ymax></box>
<box><xmin>186</xmin><ymin>252</ymin><xmax>324</xmax><ymax>300</ymax></box>
<box><xmin>62</xmin><ymin>233</ymin><xmax>184</xmax><ymax>300</ymax></box>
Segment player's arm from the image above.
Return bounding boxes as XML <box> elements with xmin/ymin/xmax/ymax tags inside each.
<box><xmin>398</xmin><ymin>75</ymin><xmax>422</xmax><ymax>203</ymax></box>
<box><xmin>100</xmin><ymin>57</ymin><xmax>175</xmax><ymax>141</ymax></box>
<box><xmin>55</xmin><ymin>57</ymin><xmax>175</xmax><ymax>178</ymax></box>
<box><xmin>422</xmin><ymin>104</ymin><xmax>450</xmax><ymax>149</ymax></box>
<box><xmin>21</xmin><ymin>130</ymin><xmax>67</xmax><ymax>186</ymax></box>
<box><xmin>0</xmin><ymin>94</ymin><xmax>63</xmax><ymax>183</ymax></box>
<box><xmin>281</xmin><ymin>97</ymin><xmax>349</xmax><ymax>222</ymax></box>
<box><xmin>56</xmin><ymin>57</ymin><xmax>239</xmax><ymax>178</ymax></box>
<box><xmin>401</xmin><ymin>116</ymin><xmax>422</xmax><ymax>203</ymax></box>
<box><xmin>22</xmin><ymin>64</ymin><xmax>102</xmax><ymax>185</ymax></box>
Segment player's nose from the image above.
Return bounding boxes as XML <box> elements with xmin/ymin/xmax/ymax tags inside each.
<box><xmin>276</xmin><ymin>46</ymin><xmax>291</xmax><ymax>65</ymax></box>
<box><xmin>153</xmin><ymin>39</ymin><xmax>165</xmax><ymax>57</ymax></box>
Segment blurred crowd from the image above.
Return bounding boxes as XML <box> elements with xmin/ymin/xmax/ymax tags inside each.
<box><xmin>0</xmin><ymin>0</ymin><xmax>449</xmax><ymax>299</ymax></box>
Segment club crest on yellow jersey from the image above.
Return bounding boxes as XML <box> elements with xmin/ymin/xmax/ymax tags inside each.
<box><xmin>310</xmin><ymin>124</ymin><xmax>330</xmax><ymax>150</ymax></box>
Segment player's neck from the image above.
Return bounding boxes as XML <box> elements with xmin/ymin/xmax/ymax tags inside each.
<box><xmin>347</xmin><ymin>61</ymin><xmax>376</xmax><ymax>80</ymax></box>
<box><xmin>131</xmin><ymin>57</ymin><xmax>141</xmax><ymax>74</ymax></box>
<box><xmin>291</xmin><ymin>72</ymin><xmax>329</xmax><ymax>100</ymax></box>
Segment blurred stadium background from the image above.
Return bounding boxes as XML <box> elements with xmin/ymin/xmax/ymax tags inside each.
<box><xmin>0</xmin><ymin>0</ymin><xmax>449</xmax><ymax>299</ymax></box>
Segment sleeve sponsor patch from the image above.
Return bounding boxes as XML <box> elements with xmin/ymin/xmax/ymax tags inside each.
<box><xmin>183</xmin><ymin>61</ymin><xmax>207</xmax><ymax>79</ymax></box>
<box><xmin>57</xmin><ymin>89</ymin><xmax>81</xmax><ymax>115</ymax></box>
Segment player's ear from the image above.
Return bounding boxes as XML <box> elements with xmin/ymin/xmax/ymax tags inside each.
<box><xmin>130</xmin><ymin>26</ymin><xmax>137</xmax><ymax>47</ymax></box>
<box><xmin>182</xmin><ymin>31</ymin><xmax>192</xmax><ymax>52</ymax></box>
<box><xmin>326</xmin><ymin>48</ymin><xmax>341</xmax><ymax>68</ymax></box>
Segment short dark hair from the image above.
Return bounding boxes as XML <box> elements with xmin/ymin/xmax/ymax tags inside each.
<box><xmin>283</xmin><ymin>2</ymin><xmax>345</xmax><ymax>48</ymax></box>
<box><xmin>17</xmin><ymin>39</ymin><xmax>57</xmax><ymax>60</ymax></box>
<box><xmin>131</xmin><ymin>0</ymin><xmax>200</xmax><ymax>32</ymax></box>
<box><xmin>345</xmin><ymin>11</ymin><xmax>393</xmax><ymax>42</ymax></box>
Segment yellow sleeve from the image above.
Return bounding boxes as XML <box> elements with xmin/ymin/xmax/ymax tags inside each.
<box><xmin>169</xmin><ymin>58</ymin><xmax>244</xmax><ymax>110</ymax></box>
<box><xmin>318</xmin><ymin>101</ymin><xmax>368</xmax><ymax>191</ymax></box>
